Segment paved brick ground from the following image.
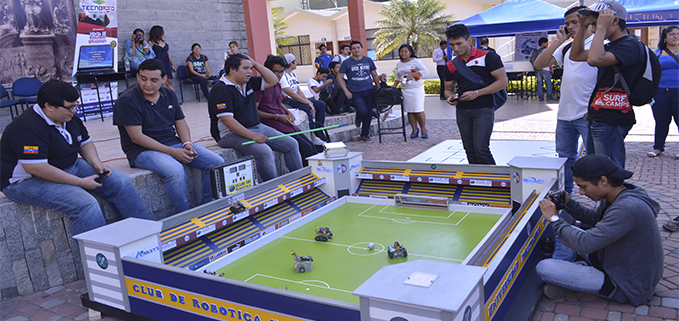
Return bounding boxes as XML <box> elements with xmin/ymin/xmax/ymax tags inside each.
<box><xmin>1</xmin><ymin>96</ymin><xmax>678</xmax><ymax>321</ymax></box>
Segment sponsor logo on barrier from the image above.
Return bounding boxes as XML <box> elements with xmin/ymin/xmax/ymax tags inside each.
<box><xmin>355</xmin><ymin>173</ymin><xmax>372</xmax><ymax>179</ymax></box>
<box><xmin>523</xmin><ymin>177</ymin><xmax>547</xmax><ymax>185</ymax></box>
<box><xmin>316</xmin><ymin>166</ymin><xmax>332</xmax><ymax>173</ymax></box>
<box><xmin>135</xmin><ymin>246</ymin><xmax>160</xmax><ymax>259</ymax></box>
<box><xmin>126</xmin><ymin>279</ymin><xmax>303</xmax><ymax>320</ymax></box>
<box><xmin>196</xmin><ymin>224</ymin><xmax>216</xmax><ymax>237</ymax></box>
<box><xmin>485</xmin><ymin>217</ymin><xmax>547</xmax><ymax>320</ymax></box>
<box><xmin>290</xmin><ymin>187</ymin><xmax>303</xmax><ymax>197</ymax></box>
<box><xmin>428</xmin><ymin>177</ymin><xmax>449</xmax><ymax>184</ymax></box>
<box><xmin>390</xmin><ymin>175</ymin><xmax>409</xmax><ymax>182</ymax></box>
<box><xmin>350</xmin><ymin>163</ymin><xmax>360</xmax><ymax>172</ymax></box>
<box><xmin>470</xmin><ymin>179</ymin><xmax>492</xmax><ymax>187</ymax></box>
<box><xmin>263</xmin><ymin>199</ymin><xmax>278</xmax><ymax>210</ymax></box>
<box><xmin>161</xmin><ymin>240</ymin><xmax>176</xmax><ymax>251</ymax></box>
<box><xmin>314</xmin><ymin>178</ymin><xmax>326</xmax><ymax>187</ymax></box>
<box><xmin>336</xmin><ymin>164</ymin><xmax>347</xmax><ymax>173</ymax></box>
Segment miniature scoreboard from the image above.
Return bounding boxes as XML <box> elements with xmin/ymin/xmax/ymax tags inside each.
<box><xmin>210</xmin><ymin>156</ymin><xmax>256</xmax><ymax>199</ymax></box>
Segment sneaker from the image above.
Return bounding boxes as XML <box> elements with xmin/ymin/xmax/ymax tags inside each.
<box><xmin>380</xmin><ymin>109</ymin><xmax>391</xmax><ymax>122</ymax></box>
<box><xmin>311</xmin><ymin>137</ymin><xmax>325</xmax><ymax>146</ymax></box>
<box><xmin>663</xmin><ymin>220</ymin><xmax>679</xmax><ymax>232</ymax></box>
<box><xmin>359</xmin><ymin>136</ymin><xmax>373</xmax><ymax>142</ymax></box>
<box><xmin>542</xmin><ymin>284</ymin><xmax>571</xmax><ymax>300</ymax></box>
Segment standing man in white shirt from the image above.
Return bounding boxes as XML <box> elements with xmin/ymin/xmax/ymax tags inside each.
<box><xmin>432</xmin><ymin>41</ymin><xmax>448</xmax><ymax>100</ymax></box>
<box><xmin>533</xmin><ymin>5</ymin><xmax>595</xmax><ymax>195</ymax></box>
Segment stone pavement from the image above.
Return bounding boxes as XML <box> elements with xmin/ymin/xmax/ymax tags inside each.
<box><xmin>1</xmin><ymin>96</ymin><xmax>678</xmax><ymax>321</ymax></box>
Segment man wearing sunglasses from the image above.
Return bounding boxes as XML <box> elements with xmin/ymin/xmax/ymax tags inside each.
<box><xmin>1</xmin><ymin>80</ymin><xmax>150</xmax><ymax>237</ymax></box>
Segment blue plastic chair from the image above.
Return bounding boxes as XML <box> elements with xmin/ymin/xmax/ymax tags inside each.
<box><xmin>1</xmin><ymin>85</ymin><xmax>21</xmax><ymax>119</ymax></box>
<box><xmin>177</xmin><ymin>65</ymin><xmax>200</xmax><ymax>103</ymax></box>
<box><xmin>12</xmin><ymin>77</ymin><xmax>42</xmax><ymax>112</ymax></box>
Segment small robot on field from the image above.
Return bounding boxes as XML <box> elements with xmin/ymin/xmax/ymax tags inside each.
<box><xmin>230</xmin><ymin>200</ymin><xmax>247</xmax><ymax>213</ymax></box>
<box><xmin>387</xmin><ymin>241</ymin><xmax>407</xmax><ymax>259</ymax></box>
<box><xmin>314</xmin><ymin>227</ymin><xmax>333</xmax><ymax>242</ymax></box>
<box><xmin>291</xmin><ymin>250</ymin><xmax>313</xmax><ymax>273</ymax></box>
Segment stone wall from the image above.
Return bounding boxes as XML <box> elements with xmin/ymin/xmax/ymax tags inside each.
<box><xmin>0</xmin><ymin>146</ymin><xmax>293</xmax><ymax>300</ymax></box>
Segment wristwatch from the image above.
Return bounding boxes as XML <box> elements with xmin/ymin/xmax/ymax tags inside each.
<box><xmin>549</xmin><ymin>215</ymin><xmax>560</xmax><ymax>223</ymax></box>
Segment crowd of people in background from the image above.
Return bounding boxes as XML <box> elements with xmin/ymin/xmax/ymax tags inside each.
<box><xmin>1</xmin><ymin>3</ymin><xmax>676</xmax><ymax>308</ymax></box>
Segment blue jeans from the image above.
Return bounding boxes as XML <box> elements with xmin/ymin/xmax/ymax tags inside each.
<box><xmin>351</xmin><ymin>88</ymin><xmax>376</xmax><ymax>137</ymax></box>
<box><xmin>134</xmin><ymin>143</ymin><xmax>224</xmax><ymax>214</ymax></box>
<box><xmin>282</xmin><ymin>97</ymin><xmax>326</xmax><ymax>130</ymax></box>
<box><xmin>589</xmin><ymin>121</ymin><xmax>632</xmax><ymax>169</ymax></box>
<box><xmin>217</xmin><ymin>124</ymin><xmax>302</xmax><ymax>182</ymax></box>
<box><xmin>535</xmin><ymin>69</ymin><xmax>553</xmax><ymax>99</ymax></box>
<box><xmin>456</xmin><ymin>107</ymin><xmax>496</xmax><ymax>164</ymax></box>
<box><xmin>2</xmin><ymin>159</ymin><xmax>149</xmax><ymax>236</ymax></box>
<box><xmin>536</xmin><ymin>257</ymin><xmax>605</xmax><ymax>295</ymax></box>
<box><xmin>188</xmin><ymin>74</ymin><xmax>217</xmax><ymax>99</ymax></box>
<box><xmin>555</xmin><ymin>118</ymin><xmax>589</xmax><ymax>194</ymax></box>
<box><xmin>651</xmin><ymin>88</ymin><xmax>679</xmax><ymax>152</ymax></box>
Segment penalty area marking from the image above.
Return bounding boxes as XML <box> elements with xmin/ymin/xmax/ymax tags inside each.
<box><xmin>357</xmin><ymin>205</ymin><xmax>470</xmax><ymax>226</ymax></box>
<box><xmin>244</xmin><ymin>274</ymin><xmax>353</xmax><ymax>294</ymax></box>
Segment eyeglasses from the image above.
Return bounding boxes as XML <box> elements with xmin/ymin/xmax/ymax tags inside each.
<box><xmin>273</xmin><ymin>69</ymin><xmax>285</xmax><ymax>75</ymax></box>
<box><xmin>59</xmin><ymin>104</ymin><xmax>79</xmax><ymax>112</ymax></box>
<box><xmin>667</xmin><ymin>32</ymin><xmax>679</xmax><ymax>37</ymax></box>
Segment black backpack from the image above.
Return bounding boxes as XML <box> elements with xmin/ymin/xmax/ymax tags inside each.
<box><xmin>609</xmin><ymin>38</ymin><xmax>661</xmax><ymax>106</ymax></box>
<box><xmin>319</xmin><ymin>82</ymin><xmax>343</xmax><ymax>115</ymax></box>
<box><xmin>374</xmin><ymin>86</ymin><xmax>402</xmax><ymax>106</ymax></box>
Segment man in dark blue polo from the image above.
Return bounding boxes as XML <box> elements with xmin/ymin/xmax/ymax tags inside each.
<box><xmin>113</xmin><ymin>59</ymin><xmax>224</xmax><ymax>214</ymax></box>
<box><xmin>1</xmin><ymin>80</ymin><xmax>149</xmax><ymax>236</ymax></box>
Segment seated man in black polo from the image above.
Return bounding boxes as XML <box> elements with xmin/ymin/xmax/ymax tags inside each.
<box><xmin>208</xmin><ymin>53</ymin><xmax>303</xmax><ymax>182</ymax></box>
<box><xmin>1</xmin><ymin>80</ymin><xmax>150</xmax><ymax>236</ymax></box>
<box><xmin>113</xmin><ymin>59</ymin><xmax>224</xmax><ymax>214</ymax></box>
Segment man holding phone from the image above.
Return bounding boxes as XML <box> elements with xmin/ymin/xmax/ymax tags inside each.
<box><xmin>443</xmin><ymin>24</ymin><xmax>508</xmax><ymax>165</ymax></box>
<box><xmin>533</xmin><ymin>6</ymin><xmax>597</xmax><ymax>194</ymax></box>
<box><xmin>114</xmin><ymin>59</ymin><xmax>224</xmax><ymax>214</ymax></box>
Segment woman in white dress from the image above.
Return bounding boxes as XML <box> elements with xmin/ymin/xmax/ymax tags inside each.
<box><xmin>393</xmin><ymin>44</ymin><xmax>429</xmax><ymax>138</ymax></box>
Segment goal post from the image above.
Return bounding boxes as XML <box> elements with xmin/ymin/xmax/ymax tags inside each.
<box><xmin>394</xmin><ymin>194</ymin><xmax>450</xmax><ymax>208</ymax></box>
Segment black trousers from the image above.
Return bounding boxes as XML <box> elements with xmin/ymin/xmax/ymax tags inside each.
<box><xmin>437</xmin><ymin>65</ymin><xmax>447</xmax><ymax>99</ymax></box>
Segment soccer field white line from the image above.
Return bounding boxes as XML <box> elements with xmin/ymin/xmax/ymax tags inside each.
<box><xmin>244</xmin><ymin>274</ymin><xmax>353</xmax><ymax>294</ymax></box>
<box><xmin>280</xmin><ymin>236</ymin><xmax>462</xmax><ymax>262</ymax></box>
<box><xmin>359</xmin><ymin>206</ymin><xmax>471</xmax><ymax>226</ymax></box>
<box><xmin>378</xmin><ymin>206</ymin><xmax>457</xmax><ymax>219</ymax></box>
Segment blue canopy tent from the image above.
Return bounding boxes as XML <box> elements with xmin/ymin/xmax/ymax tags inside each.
<box><xmin>451</xmin><ymin>0</ymin><xmax>567</xmax><ymax>38</ymax></box>
<box><xmin>621</xmin><ymin>0</ymin><xmax>679</xmax><ymax>27</ymax></box>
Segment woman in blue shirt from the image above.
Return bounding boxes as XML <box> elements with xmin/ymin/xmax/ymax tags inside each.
<box><xmin>648</xmin><ymin>26</ymin><xmax>679</xmax><ymax>159</ymax></box>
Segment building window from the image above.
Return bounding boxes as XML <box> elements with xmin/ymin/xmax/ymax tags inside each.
<box><xmin>278</xmin><ymin>35</ymin><xmax>312</xmax><ymax>65</ymax></box>
<box><xmin>366</xmin><ymin>29</ymin><xmax>399</xmax><ymax>61</ymax></box>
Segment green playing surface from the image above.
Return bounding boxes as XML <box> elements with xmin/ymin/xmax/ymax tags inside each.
<box><xmin>215</xmin><ymin>202</ymin><xmax>500</xmax><ymax>304</ymax></box>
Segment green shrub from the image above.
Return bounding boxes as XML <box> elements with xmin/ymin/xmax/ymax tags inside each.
<box><xmin>423</xmin><ymin>80</ymin><xmax>440</xmax><ymax>94</ymax></box>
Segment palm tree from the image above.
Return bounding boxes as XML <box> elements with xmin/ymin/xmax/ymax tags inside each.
<box><xmin>273</xmin><ymin>8</ymin><xmax>294</xmax><ymax>55</ymax></box>
<box><xmin>374</xmin><ymin>0</ymin><xmax>452</xmax><ymax>59</ymax></box>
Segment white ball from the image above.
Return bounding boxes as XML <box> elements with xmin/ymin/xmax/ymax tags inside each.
<box><xmin>368</xmin><ymin>242</ymin><xmax>375</xmax><ymax>250</ymax></box>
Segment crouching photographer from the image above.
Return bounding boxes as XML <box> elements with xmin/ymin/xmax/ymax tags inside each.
<box><xmin>536</xmin><ymin>155</ymin><xmax>663</xmax><ymax>306</ymax></box>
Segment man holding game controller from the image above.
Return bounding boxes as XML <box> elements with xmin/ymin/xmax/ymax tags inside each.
<box><xmin>536</xmin><ymin>154</ymin><xmax>663</xmax><ymax>306</ymax></box>
<box><xmin>1</xmin><ymin>80</ymin><xmax>150</xmax><ymax>236</ymax></box>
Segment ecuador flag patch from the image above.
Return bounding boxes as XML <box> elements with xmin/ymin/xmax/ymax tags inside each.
<box><xmin>23</xmin><ymin>146</ymin><xmax>39</xmax><ymax>154</ymax></box>
<box><xmin>216</xmin><ymin>103</ymin><xmax>227</xmax><ymax>110</ymax></box>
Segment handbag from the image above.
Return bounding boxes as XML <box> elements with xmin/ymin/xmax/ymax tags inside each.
<box><xmin>451</xmin><ymin>58</ymin><xmax>507</xmax><ymax>110</ymax></box>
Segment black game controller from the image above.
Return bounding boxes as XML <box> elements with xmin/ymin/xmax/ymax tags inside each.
<box><xmin>548</xmin><ymin>190</ymin><xmax>567</xmax><ymax>210</ymax></box>
<box><xmin>94</xmin><ymin>171</ymin><xmax>110</xmax><ymax>184</ymax></box>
